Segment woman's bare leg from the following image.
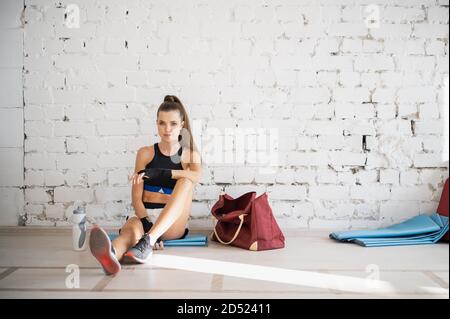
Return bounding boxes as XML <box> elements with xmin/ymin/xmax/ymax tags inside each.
<box><xmin>148</xmin><ymin>177</ymin><xmax>194</xmax><ymax>241</ymax></box>
<box><xmin>111</xmin><ymin>216</ymin><xmax>144</xmax><ymax>259</ymax></box>
<box><xmin>159</xmin><ymin>184</ymin><xmax>193</xmax><ymax>241</ymax></box>
<box><xmin>151</xmin><ymin>181</ymin><xmax>193</xmax><ymax>250</ymax></box>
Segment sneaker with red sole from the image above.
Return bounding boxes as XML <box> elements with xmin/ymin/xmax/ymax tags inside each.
<box><xmin>89</xmin><ymin>226</ymin><xmax>121</xmax><ymax>275</ymax></box>
<box><xmin>122</xmin><ymin>233</ymin><xmax>153</xmax><ymax>264</ymax></box>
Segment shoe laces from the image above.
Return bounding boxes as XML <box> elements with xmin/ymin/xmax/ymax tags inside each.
<box><xmin>134</xmin><ymin>234</ymin><xmax>151</xmax><ymax>253</ymax></box>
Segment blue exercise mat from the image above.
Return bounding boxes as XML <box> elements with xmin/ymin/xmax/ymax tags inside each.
<box><xmin>329</xmin><ymin>213</ymin><xmax>449</xmax><ymax>247</ymax></box>
<box><xmin>108</xmin><ymin>233</ymin><xmax>208</xmax><ymax>247</ymax></box>
<box><xmin>164</xmin><ymin>235</ymin><xmax>208</xmax><ymax>246</ymax></box>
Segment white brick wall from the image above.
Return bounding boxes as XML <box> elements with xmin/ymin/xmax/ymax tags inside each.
<box><xmin>1</xmin><ymin>0</ymin><xmax>447</xmax><ymax>229</ymax></box>
<box><xmin>0</xmin><ymin>0</ymin><xmax>24</xmax><ymax>225</ymax></box>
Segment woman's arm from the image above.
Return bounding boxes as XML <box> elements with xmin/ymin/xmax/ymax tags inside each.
<box><xmin>132</xmin><ymin>193</ymin><xmax>148</xmax><ymax>219</ymax></box>
<box><xmin>171</xmin><ymin>168</ymin><xmax>201</xmax><ymax>184</ymax></box>
<box><xmin>129</xmin><ymin>148</ymin><xmax>202</xmax><ymax>185</ymax></box>
<box><xmin>173</xmin><ymin>148</ymin><xmax>202</xmax><ymax>184</ymax></box>
<box><xmin>131</xmin><ymin>148</ymin><xmax>152</xmax><ymax>219</ymax></box>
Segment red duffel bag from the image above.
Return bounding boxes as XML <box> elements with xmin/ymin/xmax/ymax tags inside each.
<box><xmin>211</xmin><ymin>191</ymin><xmax>285</xmax><ymax>251</ymax></box>
<box><xmin>437</xmin><ymin>178</ymin><xmax>449</xmax><ymax>242</ymax></box>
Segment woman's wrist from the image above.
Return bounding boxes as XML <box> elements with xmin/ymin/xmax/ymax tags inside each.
<box><xmin>132</xmin><ymin>204</ymin><xmax>147</xmax><ymax>219</ymax></box>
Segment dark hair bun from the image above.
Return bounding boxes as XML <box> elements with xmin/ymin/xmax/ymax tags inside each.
<box><xmin>164</xmin><ymin>95</ymin><xmax>181</xmax><ymax>104</ymax></box>
<box><xmin>164</xmin><ymin>95</ymin><xmax>175</xmax><ymax>102</ymax></box>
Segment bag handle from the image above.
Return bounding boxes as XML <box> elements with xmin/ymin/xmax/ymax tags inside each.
<box><xmin>213</xmin><ymin>214</ymin><xmax>247</xmax><ymax>245</ymax></box>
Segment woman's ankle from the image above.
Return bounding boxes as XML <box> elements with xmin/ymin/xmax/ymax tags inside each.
<box><xmin>111</xmin><ymin>244</ymin><xmax>121</xmax><ymax>260</ymax></box>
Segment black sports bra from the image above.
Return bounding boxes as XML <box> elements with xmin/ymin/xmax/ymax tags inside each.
<box><xmin>143</xmin><ymin>143</ymin><xmax>183</xmax><ymax>209</ymax></box>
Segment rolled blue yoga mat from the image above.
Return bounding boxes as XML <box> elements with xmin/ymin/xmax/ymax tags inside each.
<box><xmin>163</xmin><ymin>241</ymin><xmax>207</xmax><ymax>247</ymax></box>
<box><xmin>107</xmin><ymin>233</ymin><xmax>208</xmax><ymax>247</ymax></box>
<box><xmin>163</xmin><ymin>235</ymin><xmax>207</xmax><ymax>244</ymax></box>
<box><xmin>329</xmin><ymin>213</ymin><xmax>449</xmax><ymax>247</ymax></box>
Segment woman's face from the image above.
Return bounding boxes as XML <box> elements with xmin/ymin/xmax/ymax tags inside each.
<box><xmin>156</xmin><ymin>110</ymin><xmax>184</xmax><ymax>143</ymax></box>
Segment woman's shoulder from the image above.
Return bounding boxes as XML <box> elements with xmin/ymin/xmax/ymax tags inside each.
<box><xmin>136</xmin><ymin>145</ymin><xmax>156</xmax><ymax>162</ymax></box>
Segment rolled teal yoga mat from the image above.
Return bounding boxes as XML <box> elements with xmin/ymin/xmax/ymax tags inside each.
<box><xmin>107</xmin><ymin>233</ymin><xmax>208</xmax><ymax>247</ymax></box>
<box><xmin>164</xmin><ymin>235</ymin><xmax>208</xmax><ymax>246</ymax></box>
<box><xmin>329</xmin><ymin>213</ymin><xmax>449</xmax><ymax>247</ymax></box>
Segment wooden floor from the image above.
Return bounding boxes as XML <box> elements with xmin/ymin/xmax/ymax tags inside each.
<box><xmin>0</xmin><ymin>227</ymin><xmax>448</xmax><ymax>299</ymax></box>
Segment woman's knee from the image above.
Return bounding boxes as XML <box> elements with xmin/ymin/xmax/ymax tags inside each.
<box><xmin>176</xmin><ymin>177</ymin><xmax>194</xmax><ymax>187</ymax></box>
<box><xmin>161</xmin><ymin>227</ymin><xmax>187</xmax><ymax>241</ymax></box>
<box><xmin>120</xmin><ymin>217</ymin><xmax>144</xmax><ymax>237</ymax></box>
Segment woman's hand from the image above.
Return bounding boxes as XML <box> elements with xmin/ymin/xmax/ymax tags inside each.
<box><xmin>129</xmin><ymin>168</ymin><xmax>172</xmax><ymax>185</ymax></box>
<box><xmin>128</xmin><ymin>172</ymin><xmax>146</xmax><ymax>185</ymax></box>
